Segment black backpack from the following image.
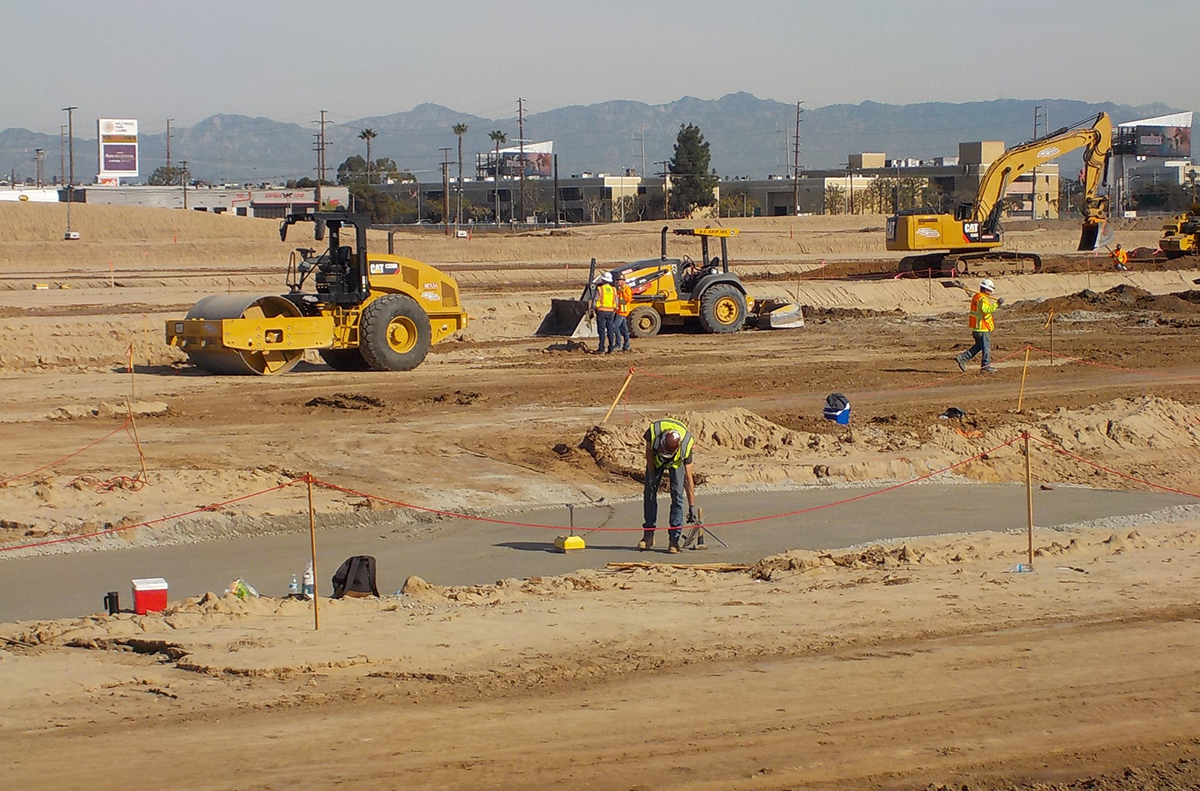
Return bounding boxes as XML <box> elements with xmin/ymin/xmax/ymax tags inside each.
<box><xmin>331</xmin><ymin>555</ymin><xmax>380</xmax><ymax>599</ymax></box>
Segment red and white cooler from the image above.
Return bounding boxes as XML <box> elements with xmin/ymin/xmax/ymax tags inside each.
<box><xmin>131</xmin><ymin>577</ymin><xmax>169</xmax><ymax>615</ymax></box>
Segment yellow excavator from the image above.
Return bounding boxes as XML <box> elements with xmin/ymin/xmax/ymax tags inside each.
<box><xmin>886</xmin><ymin>112</ymin><xmax>1113</xmax><ymax>276</ymax></box>
<box><xmin>166</xmin><ymin>213</ymin><xmax>467</xmax><ymax>374</ymax></box>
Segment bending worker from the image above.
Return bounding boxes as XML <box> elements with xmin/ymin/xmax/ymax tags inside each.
<box><xmin>1111</xmin><ymin>244</ymin><xmax>1129</xmax><ymax>270</ymax></box>
<box><xmin>593</xmin><ymin>271</ymin><xmax>618</xmax><ymax>354</ymax></box>
<box><xmin>955</xmin><ymin>278</ymin><xmax>1004</xmax><ymax>374</ymax></box>
<box><xmin>639</xmin><ymin>418</ymin><xmax>698</xmax><ymax>554</ymax></box>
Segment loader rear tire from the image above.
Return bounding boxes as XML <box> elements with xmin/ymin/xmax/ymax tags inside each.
<box><xmin>698</xmin><ymin>284</ymin><xmax>746</xmax><ymax>334</ymax></box>
<box><xmin>319</xmin><ymin>348</ymin><xmax>372</xmax><ymax>371</ymax></box>
<box><xmin>360</xmin><ymin>294</ymin><xmax>432</xmax><ymax>372</ymax></box>
<box><xmin>627</xmin><ymin>306</ymin><xmax>662</xmax><ymax>338</ymax></box>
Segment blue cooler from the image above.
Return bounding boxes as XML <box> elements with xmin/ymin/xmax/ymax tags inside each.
<box><xmin>823</xmin><ymin>393</ymin><xmax>851</xmax><ymax>425</ymax></box>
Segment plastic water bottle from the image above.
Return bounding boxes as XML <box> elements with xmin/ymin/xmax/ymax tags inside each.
<box><xmin>288</xmin><ymin>574</ymin><xmax>300</xmax><ymax>596</ymax></box>
<box><xmin>302</xmin><ymin>563</ymin><xmax>315</xmax><ymax>598</ymax></box>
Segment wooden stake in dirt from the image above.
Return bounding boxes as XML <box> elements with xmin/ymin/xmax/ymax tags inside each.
<box><xmin>1045</xmin><ymin>309</ymin><xmax>1055</xmax><ymax>366</ymax></box>
<box><xmin>601</xmin><ymin>368</ymin><xmax>635</xmax><ymax>426</ymax></box>
<box><xmin>307</xmin><ymin>474</ymin><xmax>320</xmax><ymax>631</ymax></box>
<box><xmin>126</xmin><ymin>343</ymin><xmax>148</xmax><ymax>483</ymax></box>
<box><xmin>1024</xmin><ymin>433</ymin><xmax>1034</xmax><ymax>569</ymax></box>
<box><xmin>1017</xmin><ymin>346</ymin><xmax>1032</xmax><ymax>412</ymax></box>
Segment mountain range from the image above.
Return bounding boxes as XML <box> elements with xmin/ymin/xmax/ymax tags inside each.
<box><xmin>0</xmin><ymin>93</ymin><xmax>1182</xmax><ymax>184</ymax></box>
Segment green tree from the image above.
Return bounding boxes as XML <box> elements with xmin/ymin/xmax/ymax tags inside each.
<box><xmin>824</xmin><ymin>184</ymin><xmax>846</xmax><ymax>215</ymax></box>
<box><xmin>452</xmin><ymin>122</ymin><xmax>468</xmax><ymax>224</ymax></box>
<box><xmin>667</xmin><ymin>123</ymin><xmax>718</xmax><ymax>218</ymax></box>
<box><xmin>718</xmin><ymin>190</ymin><xmax>760</xmax><ymax>218</ymax></box>
<box><xmin>148</xmin><ymin>165</ymin><xmax>185</xmax><ymax>186</ymax></box>
<box><xmin>488</xmin><ymin>130</ymin><xmax>507</xmax><ymax>224</ymax></box>
<box><xmin>358</xmin><ymin>128</ymin><xmax>377</xmax><ymax>184</ymax></box>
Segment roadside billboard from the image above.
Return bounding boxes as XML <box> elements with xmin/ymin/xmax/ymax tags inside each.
<box><xmin>1115</xmin><ymin>112</ymin><xmax>1193</xmax><ymax>158</ymax></box>
<box><xmin>98</xmin><ymin>118</ymin><xmax>139</xmax><ymax>180</ymax></box>
<box><xmin>478</xmin><ymin>141</ymin><xmax>553</xmax><ymax>178</ymax></box>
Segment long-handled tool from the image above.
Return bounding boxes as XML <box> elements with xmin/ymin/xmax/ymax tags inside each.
<box><xmin>681</xmin><ymin>506</ymin><xmax>729</xmax><ymax>550</ymax></box>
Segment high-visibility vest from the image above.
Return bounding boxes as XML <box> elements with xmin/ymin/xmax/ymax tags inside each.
<box><xmin>616</xmin><ymin>283</ymin><xmax>634</xmax><ymax>316</ymax></box>
<box><xmin>595</xmin><ymin>283</ymin><xmax>616</xmax><ymax>312</ymax></box>
<box><xmin>968</xmin><ymin>291</ymin><xmax>996</xmax><ymax>332</ymax></box>
<box><xmin>648</xmin><ymin>418</ymin><xmax>695</xmax><ymax>470</ymax></box>
<box><xmin>1113</xmin><ymin>249</ymin><xmax>1129</xmax><ymax>265</ymax></box>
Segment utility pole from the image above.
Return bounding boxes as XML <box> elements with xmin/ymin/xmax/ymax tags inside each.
<box><xmin>552</xmin><ymin>153</ymin><xmax>561</xmax><ymax>229</ymax></box>
<box><xmin>1032</xmin><ymin>105</ymin><xmax>1046</xmax><ymax>220</ymax></box>
<box><xmin>517</xmin><ymin>97</ymin><xmax>526</xmax><ymax>224</ymax></box>
<box><xmin>440</xmin><ymin>147</ymin><xmax>452</xmax><ymax>236</ymax></box>
<box><xmin>181</xmin><ymin>160</ymin><xmax>189</xmax><ymax>209</ymax></box>
<box><xmin>59</xmin><ymin>125</ymin><xmax>66</xmax><ymax>185</ymax></box>
<box><xmin>655</xmin><ymin>160</ymin><xmax>670</xmax><ymax>220</ymax></box>
<box><xmin>34</xmin><ymin>149</ymin><xmax>44</xmax><ymax>188</ymax></box>
<box><xmin>633</xmin><ymin>127</ymin><xmax>645</xmax><ymax>176</ymax></box>
<box><xmin>166</xmin><ymin>118</ymin><xmax>174</xmax><ymax>170</ymax></box>
<box><xmin>792</xmin><ymin>101</ymin><xmax>804</xmax><ymax>215</ymax></box>
<box><xmin>62</xmin><ymin>106</ymin><xmax>77</xmax><ymax>189</ymax></box>
<box><xmin>313</xmin><ymin>110</ymin><xmax>328</xmax><ymax>208</ymax></box>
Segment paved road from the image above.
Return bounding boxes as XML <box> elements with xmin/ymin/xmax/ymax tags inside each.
<box><xmin>0</xmin><ymin>483</ymin><xmax>1190</xmax><ymax>623</ymax></box>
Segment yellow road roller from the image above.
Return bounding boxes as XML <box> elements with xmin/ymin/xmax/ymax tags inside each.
<box><xmin>166</xmin><ymin>212</ymin><xmax>467</xmax><ymax>375</ymax></box>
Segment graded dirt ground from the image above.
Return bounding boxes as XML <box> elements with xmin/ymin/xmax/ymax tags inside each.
<box><xmin>1</xmin><ymin>203</ymin><xmax>1199</xmax><ymax>790</ymax></box>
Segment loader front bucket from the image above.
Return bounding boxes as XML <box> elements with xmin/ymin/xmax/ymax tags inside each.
<box><xmin>754</xmin><ymin>299</ymin><xmax>805</xmax><ymax>330</ymax></box>
<box><xmin>536</xmin><ymin>299</ymin><xmax>597</xmax><ymax>338</ymax></box>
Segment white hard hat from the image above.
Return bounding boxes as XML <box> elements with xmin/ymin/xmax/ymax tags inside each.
<box><xmin>600</xmin><ymin>271</ymin><xmax>613</xmax><ymax>284</ymax></box>
<box><xmin>979</xmin><ymin>279</ymin><xmax>995</xmax><ymax>292</ymax></box>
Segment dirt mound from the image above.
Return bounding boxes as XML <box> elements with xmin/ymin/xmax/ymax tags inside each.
<box><xmin>802</xmin><ymin>305</ymin><xmax>902</xmax><ymax>321</ymax></box>
<box><xmin>305</xmin><ymin>393</ymin><xmax>386</xmax><ymax>410</ymax></box>
<box><xmin>1016</xmin><ymin>284</ymin><xmax>1200</xmax><ymax>314</ymax></box>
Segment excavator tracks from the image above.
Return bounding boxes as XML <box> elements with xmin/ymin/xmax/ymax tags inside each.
<box><xmin>899</xmin><ymin>251</ymin><xmax>1042</xmax><ymax>278</ymax></box>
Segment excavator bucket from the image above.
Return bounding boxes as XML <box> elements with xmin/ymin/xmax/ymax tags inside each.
<box><xmin>1078</xmin><ymin>218</ymin><xmax>1112</xmax><ymax>251</ymax></box>
<box><xmin>535</xmin><ymin>299</ymin><xmax>597</xmax><ymax>338</ymax></box>
<box><xmin>754</xmin><ymin>299</ymin><xmax>805</xmax><ymax>330</ymax></box>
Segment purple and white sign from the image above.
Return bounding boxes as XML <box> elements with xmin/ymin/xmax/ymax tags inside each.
<box><xmin>97</xmin><ymin>118</ymin><xmax>139</xmax><ymax>179</ymax></box>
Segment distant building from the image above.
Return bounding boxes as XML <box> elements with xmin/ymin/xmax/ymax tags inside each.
<box><xmin>55</xmin><ymin>185</ymin><xmax>348</xmax><ymax>216</ymax></box>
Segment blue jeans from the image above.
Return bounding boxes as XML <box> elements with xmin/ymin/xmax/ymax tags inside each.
<box><xmin>596</xmin><ymin>311</ymin><xmax>617</xmax><ymax>353</ymax></box>
<box><xmin>614</xmin><ymin>314</ymin><xmax>630</xmax><ymax>350</ymax></box>
<box><xmin>643</xmin><ymin>463</ymin><xmax>684</xmax><ymax>542</ymax></box>
<box><xmin>961</xmin><ymin>331</ymin><xmax>991</xmax><ymax>368</ymax></box>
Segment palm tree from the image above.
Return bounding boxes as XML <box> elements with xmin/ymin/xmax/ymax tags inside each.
<box><xmin>452</xmin><ymin>122</ymin><xmax>468</xmax><ymax>225</ymax></box>
<box><xmin>359</xmin><ymin>128</ymin><xmax>377</xmax><ymax>184</ymax></box>
<box><xmin>488</xmin><ymin>130</ymin><xmax>507</xmax><ymax>225</ymax></box>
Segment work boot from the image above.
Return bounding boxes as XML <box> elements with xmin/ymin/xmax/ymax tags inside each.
<box><xmin>668</xmin><ymin>538</ymin><xmax>681</xmax><ymax>554</ymax></box>
<box><xmin>981</xmin><ymin>365</ymin><xmax>997</xmax><ymax>374</ymax></box>
<box><xmin>955</xmin><ymin>354</ymin><xmax>967</xmax><ymax>373</ymax></box>
<box><xmin>637</xmin><ymin>530</ymin><xmax>655</xmax><ymax>550</ymax></box>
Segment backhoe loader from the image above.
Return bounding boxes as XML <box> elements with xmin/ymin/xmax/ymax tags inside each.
<box><xmin>166</xmin><ymin>213</ymin><xmax>467</xmax><ymax>375</ymax></box>
<box><xmin>536</xmin><ymin>227</ymin><xmax>802</xmax><ymax>338</ymax></box>
<box><xmin>886</xmin><ymin>112</ymin><xmax>1113</xmax><ymax>277</ymax></box>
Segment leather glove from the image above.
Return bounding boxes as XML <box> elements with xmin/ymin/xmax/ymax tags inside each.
<box><xmin>996</xmin><ymin>297</ymin><xmax>1006</xmax><ymax>306</ymax></box>
<box><xmin>686</xmin><ymin>505</ymin><xmax>698</xmax><ymax>524</ymax></box>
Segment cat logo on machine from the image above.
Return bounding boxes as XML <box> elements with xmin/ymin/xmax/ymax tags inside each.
<box><xmin>916</xmin><ymin>227</ymin><xmax>941</xmax><ymax>238</ymax></box>
<box><xmin>963</xmin><ymin>222</ymin><xmax>979</xmax><ymax>234</ymax></box>
<box><xmin>1036</xmin><ymin>146</ymin><xmax>1061</xmax><ymax>159</ymax></box>
<box><xmin>421</xmin><ymin>291</ymin><xmax>440</xmax><ymax>302</ymax></box>
<box><xmin>369</xmin><ymin>261</ymin><xmax>400</xmax><ymax>276</ymax></box>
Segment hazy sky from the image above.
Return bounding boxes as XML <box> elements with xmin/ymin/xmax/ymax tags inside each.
<box><xmin>4</xmin><ymin>0</ymin><xmax>1197</xmax><ymax>133</ymax></box>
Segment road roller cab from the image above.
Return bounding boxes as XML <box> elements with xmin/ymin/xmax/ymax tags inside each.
<box><xmin>166</xmin><ymin>212</ymin><xmax>468</xmax><ymax>375</ymax></box>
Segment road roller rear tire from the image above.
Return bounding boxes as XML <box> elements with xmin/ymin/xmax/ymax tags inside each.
<box><xmin>319</xmin><ymin>348</ymin><xmax>372</xmax><ymax>371</ymax></box>
<box><xmin>183</xmin><ymin>294</ymin><xmax>305</xmax><ymax>376</ymax></box>
<box><xmin>359</xmin><ymin>294</ymin><xmax>432</xmax><ymax>372</ymax></box>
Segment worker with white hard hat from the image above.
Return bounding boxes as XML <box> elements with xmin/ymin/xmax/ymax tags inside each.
<box><xmin>955</xmin><ymin>278</ymin><xmax>1004</xmax><ymax>374</ymax></box>
<box><xmin>593</xmin><ymin>271</ymin><xmax>619</xmax><ymax>354</ymax></box>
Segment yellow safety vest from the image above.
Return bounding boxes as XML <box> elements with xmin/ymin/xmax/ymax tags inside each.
<box><xmin>595</xmin><ymin>283</ymin><xmax>616</xmax><ymax>312</ymax></box>
<box><xmin>649</xmin><ymin>418</ymin><xmax>695</xmax><ymax>470</ymax></box>
<box><xmin>968</xmin><ymin>291</ymin><xmax>996</xmax><ymax>332</ymax></box>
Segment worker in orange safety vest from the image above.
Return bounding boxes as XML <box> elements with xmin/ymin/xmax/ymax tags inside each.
<box><xmin>613</xmin><ymin>273</ymin><xmax>633</xmax><ymax>352</ymax></box>
<box><xmin>954</xmin><ymin>278</ymin><xmax>1004</xmax><ymax>374</ymax></box>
